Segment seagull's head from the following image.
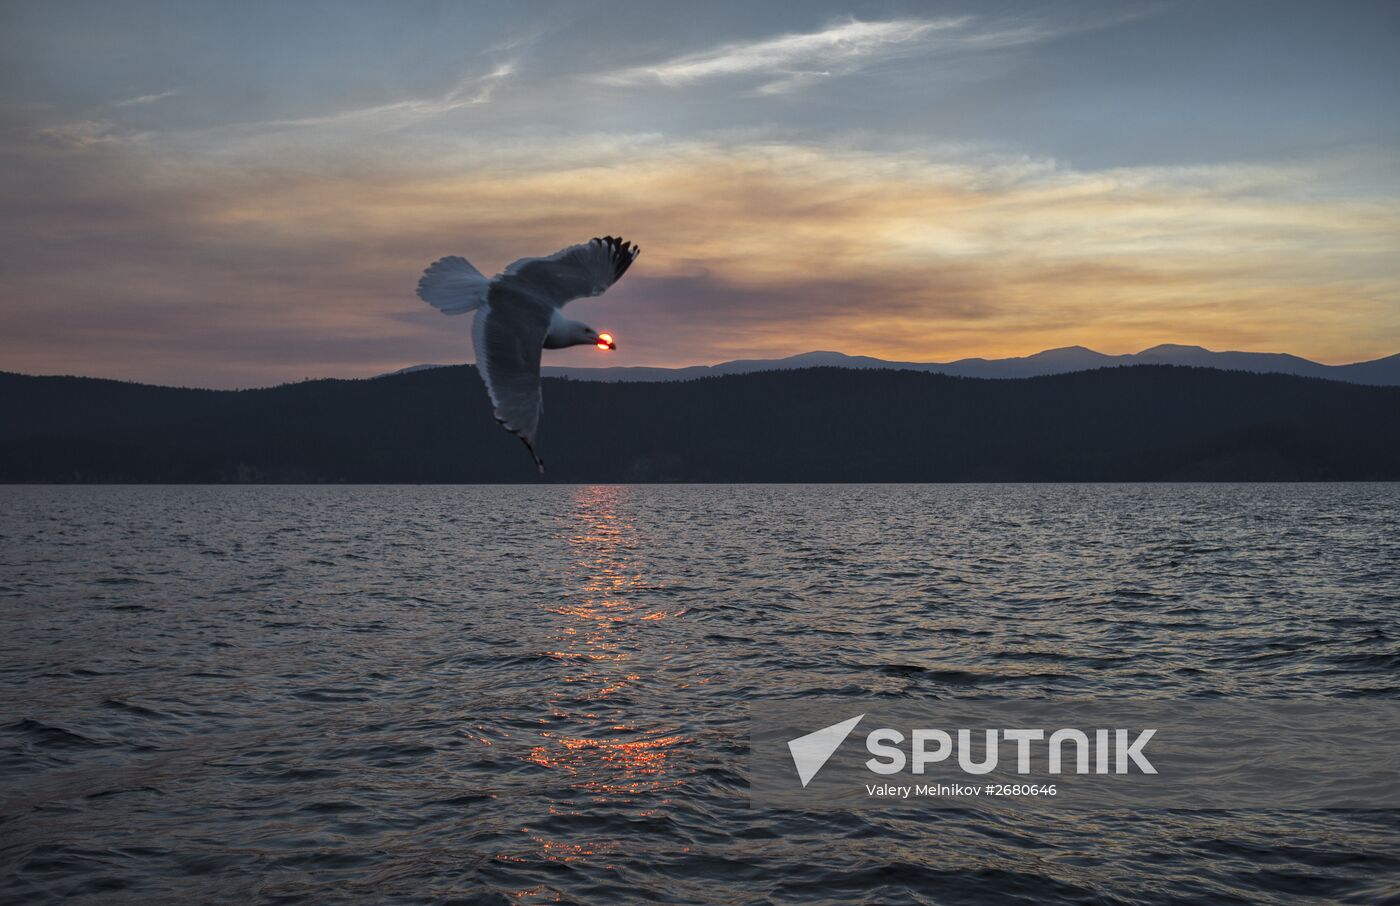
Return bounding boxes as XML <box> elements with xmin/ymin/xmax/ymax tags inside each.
<box><xmin>592</xmin><ymin>330</ymin><xmax>616</xmax><ymax>351</ymax></box>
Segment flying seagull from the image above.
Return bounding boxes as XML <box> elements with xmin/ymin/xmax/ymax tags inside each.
<box><xmin>416</xmin><ymin>236</ymin><xmax>640</xmax><ymax>472</ymax></box>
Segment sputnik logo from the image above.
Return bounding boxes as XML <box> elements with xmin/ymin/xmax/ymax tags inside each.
<box><xmin>787</xmin><ymin>714</ymin><xmax>864</xmax><ymax>787</ymax></box>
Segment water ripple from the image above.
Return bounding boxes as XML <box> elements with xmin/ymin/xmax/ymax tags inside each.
<box><xmin>1</xmin><ymin>483</ymin><xmax>1398</xmax><ymax>903</ymax></box>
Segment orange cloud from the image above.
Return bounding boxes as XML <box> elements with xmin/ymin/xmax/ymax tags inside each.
<box><xmin>3</xmin><ymin>134</ymin><xmax>1397</xmax><ymax>386</ymax></box>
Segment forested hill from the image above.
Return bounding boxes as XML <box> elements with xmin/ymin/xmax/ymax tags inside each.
<box><xmin>2</xmin><ymin>365</ymin><xmax>1397</xmax><ymax>482</ymax></box>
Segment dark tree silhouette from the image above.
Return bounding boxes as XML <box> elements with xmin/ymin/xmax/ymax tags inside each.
<box><xmin>2</xmin><ymin>365</ymin><xmax>1397</xmax><ymax>482</ymax></box>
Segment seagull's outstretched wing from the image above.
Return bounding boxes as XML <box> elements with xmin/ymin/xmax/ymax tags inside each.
<box><xmin>498</xmin><ymin>236</ymin><xmax>639</xmax><ymax>308</ymax></box>
<box><xmin>472</xmin><ymin>295</ymin><xmax>553</xmax><ymax>472</ymax></box>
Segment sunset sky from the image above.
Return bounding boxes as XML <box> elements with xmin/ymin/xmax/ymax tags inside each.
<box><xmin>2</xmin><ymin>0</ymin><xmax>1398</xmax><ymax>387</ymax></box>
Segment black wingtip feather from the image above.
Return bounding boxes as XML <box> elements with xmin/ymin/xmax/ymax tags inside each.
<box><xmin>594</xmin><ymin>235</ymin><xmax>640</xmax><ymax>283</ymax></box>
<box><xmin>494</xmin><ymin>415</ymin><xmax>545</xmax><ymax>474</ymax></box>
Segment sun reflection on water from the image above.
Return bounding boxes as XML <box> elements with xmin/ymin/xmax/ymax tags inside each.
<box><xmin>502</xmin><ymin>487</ymin><xmax>690</xmax><ymax>884</ymax></box>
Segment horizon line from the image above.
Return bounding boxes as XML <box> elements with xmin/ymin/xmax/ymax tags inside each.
<box><xmin>6</xmin><ymin>342</ymin><xmax>1399</xmax><ymax>392</ymax></box>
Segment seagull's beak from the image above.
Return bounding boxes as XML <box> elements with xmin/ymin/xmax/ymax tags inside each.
<box><xmin>596</xmin><ymin>332</ymin><xmax>616</xmax><ymax>351</ymax></box>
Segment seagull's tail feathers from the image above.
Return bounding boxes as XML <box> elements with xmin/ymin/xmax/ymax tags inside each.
<box><xmin>418</xmin><ymin>256</ymin><xmax>491</xmax><ymax>315</ymax></box>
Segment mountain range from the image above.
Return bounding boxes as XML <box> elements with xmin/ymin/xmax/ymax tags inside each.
<box><xmin>385</xmin><ymin>344</ymin><xmax>1400</xmax><ymax>386</ymax></box>
<box><xmin>4</xmin><ymin>364</ymin><xmax>1397</xmax><ymax>482</ymax></box>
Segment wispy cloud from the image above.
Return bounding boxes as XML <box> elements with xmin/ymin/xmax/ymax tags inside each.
<box><xmin>598</xmin><ymin>18</ymin><xmax>953</xmax><ymax>93</ymax></box>
<box><xmin>29</xmin><ymin>89</ymin><xmax>179</xmax><ymax>147</ymax></box>
<box><xmin>595</xmin><ymin>16</ymin><xmax>1063</xmax><ymax>94</ymax></box>
<box><xmin>112</xmin><ymin>89</ymin><xmax>179</xmax><ymax>107</ymax></box>
<box><xmin>30</xmin><ymin>65</ymin><xmax>516</xmax><ymax>152</ymax></box>
<box><xmin>34</xmin><ymin>118</ymin><xmax>144</xmax><ymax>148</ymax></box>
<box><xmin>262</xmin><ymin>63</ymin><xmax>515</xmax><ymax>131</ymax></box>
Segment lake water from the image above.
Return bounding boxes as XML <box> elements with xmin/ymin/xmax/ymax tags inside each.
<box><xmin>2</xmin><ymin>484</ymin><xmax>1398</xmax><ymax>903</ymax></box>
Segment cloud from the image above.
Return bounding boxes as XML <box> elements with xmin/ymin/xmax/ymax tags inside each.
<box><xmin>112</xmin><ymin>89</ymin><xmax>179</xmax><ymax>108</ymax></box>
<box><xmin>2</xmin><ymin>128</ymin><xmax>1396</xmax><ymax>387</ymax></box>
<box><xmin>594</xmin><ymin>16</ymin><xmax>1071</xmax><ymax>95</ymax></box>
<box><xmin>32</xmin><ymin>118</ymin><xmax>144</xmax><ymax>148</ymax></box>
<box><xmin>598</xmin><ymin>18</ymin><xmax>954</xmax><ymax>92</ymax></box>
<box><xmin>18</xmin><ymin>63</ymin><xmax>517</xmax><ymax>158</ymax></box>
<box><xmin>256</xmin><ymin>63</ymin><xmax>515</xmax><ymax>132</ymax></box>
